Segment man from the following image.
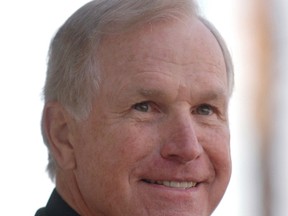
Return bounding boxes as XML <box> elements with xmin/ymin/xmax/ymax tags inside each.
<box><xmin>36</xmin><ymin>0</ymin><xmax>234</xmax><ymax>215</ymax></box>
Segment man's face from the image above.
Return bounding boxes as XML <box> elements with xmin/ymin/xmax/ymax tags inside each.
<box><xmin>71</xmin><ymin>17</ymin><xmax>231</xmax><ymax>216</ymax></box>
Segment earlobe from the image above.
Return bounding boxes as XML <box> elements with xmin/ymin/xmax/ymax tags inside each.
<box><xmin>43</xmin><ymin>102</ymin><xmax>76</xmax><ymax>171</ymax></box>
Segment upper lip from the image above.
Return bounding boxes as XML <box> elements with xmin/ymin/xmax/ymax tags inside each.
<box><xmin>142</xmin><ymin>179</ymin><xmax>199</xmax><ymax>189</ymax></box>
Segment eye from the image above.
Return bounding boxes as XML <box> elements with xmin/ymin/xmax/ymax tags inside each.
<box><xmin>132</xmin><ymin>101</ymin><xmax>151</xmax><ymax>112</ymax></box>
<box><xmin>194</xmin><ymin>104</ymin><xmax>215</xmax><ymax>116</ymax></box>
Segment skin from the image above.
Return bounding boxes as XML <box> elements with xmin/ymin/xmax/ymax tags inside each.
<box><xmin>45</xmin><ymin>16</ymin><xmax>231</xmax><ymax>216</ymax></box>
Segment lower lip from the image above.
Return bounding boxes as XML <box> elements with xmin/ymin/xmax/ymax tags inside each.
<box><xmin>137</xmin><ymin>180</ymin><xmax>206</xmax><ymax>215</ymax></box>
<box><xmin>138</xmin><ymin>181</ymin><xmax>204</xmax><ymax>204</ymax></box>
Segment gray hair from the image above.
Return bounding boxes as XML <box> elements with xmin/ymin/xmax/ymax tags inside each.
<box><xmin>42</xmin><ymin>0</ymin><xmax>234</xmax><ymax>180</ymax></box>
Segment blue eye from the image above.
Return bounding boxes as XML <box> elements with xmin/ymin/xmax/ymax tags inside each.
<box><xmin>132</xmin><ymin>102</ymin><xmax>150</xmax><ymax>112</ymax></box>
<box><xmin>194</xmin><ymin>104</ymin><xmax>214</xmax><ymax>115</ymax></box>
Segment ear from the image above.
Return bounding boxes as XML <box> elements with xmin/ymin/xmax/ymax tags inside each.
<box><xmin>43</xmin><ymin>102</ymin><xmax>77</xmax><ymax>171</ymax></box>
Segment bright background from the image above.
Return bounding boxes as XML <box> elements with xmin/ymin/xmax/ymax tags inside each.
<box><xmin>0</xmin><ymin>1</ymin><xmax>287</xmax><ymax>215</ymax></box>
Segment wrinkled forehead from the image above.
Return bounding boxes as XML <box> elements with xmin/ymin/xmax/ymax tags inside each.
<box><xmin>96</xmin><ymin>16</ymin><xmax>227</xmax><ymax>81</ymax></box>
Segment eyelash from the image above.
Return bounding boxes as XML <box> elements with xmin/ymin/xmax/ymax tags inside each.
<box><xmin>132</xmin><ymin>101</ymin><xmax>154</xmax><ymax>112</ymax></box>
<box><xmin>132</xmin><ymin>101</ymin><xmax>217</xmax><ymax>115</ymax></box>
<box><xmin>193</xmin><ymin>104</ymin><xmax>217</xmax><ymax>116</ymax></box>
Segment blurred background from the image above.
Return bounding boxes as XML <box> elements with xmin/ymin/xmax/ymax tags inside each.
<box><xmin>0</xmin><ymin>0</ymin><xmax>287</xmax><ymax>215</ymax></box>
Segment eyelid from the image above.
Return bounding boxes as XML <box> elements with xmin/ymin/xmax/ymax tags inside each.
<box><xmin>193</xmin><ymin>104</ymin><xmax>217</xmax><ymax>115</ymax></box>
<box><xmin>132</xmin><ymin>101</ymin><xmax>155</xmax><ymax>112</ymax></box>
<box><xmin>133</xmin><ymin>102</ymin><xmax>147</xmax><ymax>111</ymax></box>
<box><xmin>196</xmin><ymin>103</ymin><xmax>229</xmax><ymax>122</ymax></box>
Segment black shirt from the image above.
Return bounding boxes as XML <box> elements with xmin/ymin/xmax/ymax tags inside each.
<box><xmin>35</xmin><ymin>189</ymin><xmax>80</xmax><ymax>216</ymax></box>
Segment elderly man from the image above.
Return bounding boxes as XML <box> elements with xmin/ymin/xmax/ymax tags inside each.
<box><xmin>36</xmin><ymin>0</ymin><xmax>234</xmax><ymax>215</ymax></box>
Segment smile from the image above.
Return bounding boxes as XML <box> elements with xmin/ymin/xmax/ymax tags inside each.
<box><xmin>143</xmin><ymin>179</ymin><xmax>197</xmax><ymax>189</ymax></box>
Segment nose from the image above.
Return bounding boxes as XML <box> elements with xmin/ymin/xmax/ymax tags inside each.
<box><xmin>160</xmin><ymin>113</ymin><xmax>203</xmax><ymax>164</ymax></box>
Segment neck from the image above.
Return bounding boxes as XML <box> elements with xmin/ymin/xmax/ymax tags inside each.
<box><xmin>55</xmin><ymin>170</ymin><xmax>94</xmax><ymax>216</ymax></box>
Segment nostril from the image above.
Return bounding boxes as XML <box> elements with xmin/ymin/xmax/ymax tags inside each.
<box><xmin>160</xmin><ymin>134</ymin><xmax>203</xmax><ymax>163</ymax></box>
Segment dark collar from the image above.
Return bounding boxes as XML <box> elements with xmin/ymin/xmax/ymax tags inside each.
<box><xmin>35</xmin><ymin>189</ymin><xmax>80</xmax><ymax>216</ymax></box>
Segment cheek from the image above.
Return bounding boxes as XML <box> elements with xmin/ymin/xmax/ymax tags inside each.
<box><xmin>110</xmin><ymin>125</ymin><xmax>162</xmax><ymax>181</ymax></box>
<box><xmin>72</xmin><ymin>123</ymin><xmax>155</xmax><ymax>213</ymax></box>
<box><xmin>200</xmin><ymin>125</ymin><xmax>231</xmax><ymax>172</ymax></box>
<box><xmin>77</xmin><ymin>121</ymin><xmax>158</xmax><ymax>177</ymax></box>
<box><xmin>200</xmin><ymin>126</ymin><xmax>231</xmax><ymax>211</ymax></box>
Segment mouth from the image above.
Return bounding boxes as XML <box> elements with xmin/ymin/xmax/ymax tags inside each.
<box><xmin>142</xmin><ymin>179</ymin><xmax>197</xmax><ymax>189</ymax></box>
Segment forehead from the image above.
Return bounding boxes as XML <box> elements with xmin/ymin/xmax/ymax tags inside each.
<box><xmin>98</xmin><ymin>17</ymin><xmax>225</xmax><ymax>68</ymax></box>
<box><xmin>97</xmin><ymin>17</ymin><xmax>228</xmax><ymax>94</ymax></box>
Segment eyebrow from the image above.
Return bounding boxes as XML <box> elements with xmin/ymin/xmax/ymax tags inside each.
<box><xmin>137</xmin><ymin>88</ymin><xmax>167</xmax><ymax>98</ymax></box>
<box><xmin>198</xmin><ymin>90</ymin><xmax>228</xmax><ymax>101</ymax></box>
<box><xmin>136</xmin><ymin>87</ymin><xmax>228</xmax><ymax>103</ymax></box>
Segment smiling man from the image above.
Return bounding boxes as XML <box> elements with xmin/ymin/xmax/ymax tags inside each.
<box><xmin>36</xmin><ymin>0</ymin><xmax>234</xmax><ymax>215</ymax></box>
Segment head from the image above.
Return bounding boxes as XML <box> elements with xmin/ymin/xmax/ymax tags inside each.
<box><xmin>42</xmin><ymin>0</ymin><xmax>234</xmax><ymax>215</ymax></box>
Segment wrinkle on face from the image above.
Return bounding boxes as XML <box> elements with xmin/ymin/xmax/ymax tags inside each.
<box><xmin>68</xmin><ymin>16</ymin><xmax>231</xmax><ymax>216</ymax></box>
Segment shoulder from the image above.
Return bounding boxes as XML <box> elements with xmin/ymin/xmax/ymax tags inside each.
<box><xmin>35</xmin><ymin>189</ymin><xmax>80</xmax><ymax>216</ymax></box>
<box><xmin>35</xmin><ymin>207</ymin><xmax>46</xmax><ymax>216</ymax></box>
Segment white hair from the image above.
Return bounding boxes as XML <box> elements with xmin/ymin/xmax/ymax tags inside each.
<box><xmin>42</xmin><ymin>0</ymin><xmax>234</xmax><ymax>180</ymax></box>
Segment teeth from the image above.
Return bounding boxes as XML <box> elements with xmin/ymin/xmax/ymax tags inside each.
<box><xmin>163</xmin><ymin>181</ymin><xmax>197</xmax><ymax>189</ymax></box>
<box><xmin>145</xmin><ymin>180</ymin><xmax>197</xmax><ymax>189</ymax></box>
